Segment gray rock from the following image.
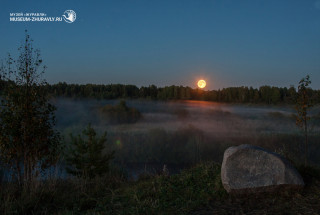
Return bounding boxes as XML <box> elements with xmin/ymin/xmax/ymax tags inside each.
<box><xmin>221</xmin><ymin>144</ymin><xmax>304</xmax><ymax>193</ymax></box>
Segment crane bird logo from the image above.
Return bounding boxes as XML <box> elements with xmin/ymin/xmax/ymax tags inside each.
<box><xmin>62</xmin><ymin>10</ymin><xmax>76</xmax><ymax>23</ymax></box>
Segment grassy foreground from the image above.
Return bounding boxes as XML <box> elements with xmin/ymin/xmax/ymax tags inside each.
<box><xmin>1</xmin><ymin>162</ymin><xmax>320</xmax><ymax>214</ymax></box>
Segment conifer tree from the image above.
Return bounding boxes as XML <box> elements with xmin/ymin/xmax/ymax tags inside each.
<box><xmin>65</xmin><ymin>124</ymin><xmax>114</xmax><ymax>178</ymax></box>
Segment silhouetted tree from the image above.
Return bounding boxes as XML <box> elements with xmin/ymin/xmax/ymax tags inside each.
<box><xmin>295</xmin><ymin>75</ymin><xmax>313</xmax><ymax>167</ymax></box>
<box><xmin>0</xmin><ymin>31</ymin><xmax>61</xmax><ymax>185</ymax></box>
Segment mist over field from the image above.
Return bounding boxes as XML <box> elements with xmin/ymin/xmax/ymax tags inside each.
<box><xmin>53</xmin><ymin>98</ymin><xmax>302</xmax><ymax>133</ymax></box>
<box><xmin>51</xmin><ymin>98</ymin><xmax>320</xmax><ymax>177</ymax></box>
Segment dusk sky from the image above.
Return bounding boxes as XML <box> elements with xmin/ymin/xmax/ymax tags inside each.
<box><xmin>1</xmin><ymin>0</ymin><xmax>320</xmax><ymax>90</ymax></box>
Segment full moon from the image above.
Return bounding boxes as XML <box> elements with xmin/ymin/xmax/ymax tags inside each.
<box><xmin>197</xmin><ymin>80</ymin><xmax>206</xmax><ymax>88</ymax></box>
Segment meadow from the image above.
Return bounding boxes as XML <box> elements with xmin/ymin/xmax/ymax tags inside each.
<box><xmin>1</xmin><ymin>98</ymin><xmax>320</xmax><ymax>214</ymax></box>
<box><xmin>52</xmin><ymin>98</ymin><xmax>320</xmax><ymax>178</ymax></box>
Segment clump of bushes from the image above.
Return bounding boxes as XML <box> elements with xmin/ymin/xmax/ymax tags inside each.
<box><xmin>100</xmin><ymin>100</ymin><xmax>141</xmax><ymax>124</ymax></box>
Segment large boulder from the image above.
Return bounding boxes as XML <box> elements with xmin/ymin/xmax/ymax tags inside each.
<box><xmin>221</xmin><ymin>144</ymin><xmax>304</xmax><ymax>193</ymax></box>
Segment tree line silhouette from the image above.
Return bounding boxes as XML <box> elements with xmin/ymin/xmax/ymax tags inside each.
<box><xmin>41</xmin><ymin>82</ymin><xmax>320</xmax><ymax>104</ymax></box>
<box><xmin>1</xmin><ymin>81</ymin><xmax>319</xmax><ymax>104</ymax></box>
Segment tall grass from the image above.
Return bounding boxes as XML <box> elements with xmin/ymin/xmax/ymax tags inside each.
<box><xmin>0</xmin><ymin>162</ymin><xmax>225</xmax><ymax>214</ymax></box>
<box><xmin>1</xmin><ymin>162</ymin><xmax>319</xmax><ymax>214</ymax></box>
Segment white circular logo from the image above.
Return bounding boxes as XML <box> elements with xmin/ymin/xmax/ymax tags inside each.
<box><xmin>62</xmin><ymin>10</ymin><xmax>76</xmax><ymax>23</ymax></box>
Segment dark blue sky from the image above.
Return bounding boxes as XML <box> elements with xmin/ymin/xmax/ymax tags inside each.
<box><xmin>1</xmin><ymin>0</ymin><xmax>320</xmax><ymax>89</ymax></box>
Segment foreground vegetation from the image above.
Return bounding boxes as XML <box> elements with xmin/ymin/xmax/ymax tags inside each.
<box><xmin>1</xmin><ymin>162</ymin><xmax>320</xmax><ymax>214</ymax></box>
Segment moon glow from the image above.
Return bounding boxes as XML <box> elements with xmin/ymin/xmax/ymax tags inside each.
<box><xmin>197</xmin><ymin>80</ymin><xmax>206</xmax><ymax>88</ymax></box>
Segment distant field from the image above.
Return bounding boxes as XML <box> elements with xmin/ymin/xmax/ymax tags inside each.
<box><xmin>53</xmin><ymin>98</ymin><xmax>320</xmax><ymax>170</ymax></box>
